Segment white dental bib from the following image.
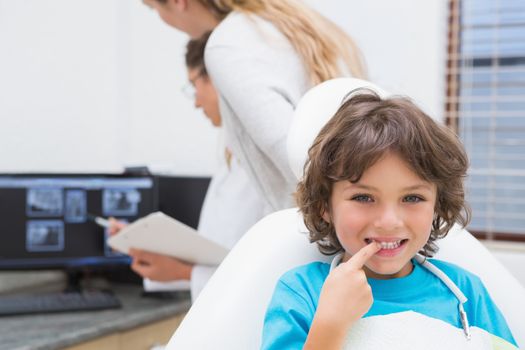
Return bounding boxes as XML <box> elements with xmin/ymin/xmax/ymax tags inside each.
<box><xmin>341</xmin><ymin>311</ymin><xmax>496</xmax><ymax>350</ymax></box>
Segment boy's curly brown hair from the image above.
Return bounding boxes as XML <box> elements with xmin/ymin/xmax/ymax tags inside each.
<box><xmin>296</xmin><ymin>89</ymin><xmax>471</xmax><ymax>257</ymax></box>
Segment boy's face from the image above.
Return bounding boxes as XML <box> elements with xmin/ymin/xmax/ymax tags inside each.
<box><xmin>323</xmin><ymin>152</ymin><xmax>437</xmax><ymax>279</ymax></box>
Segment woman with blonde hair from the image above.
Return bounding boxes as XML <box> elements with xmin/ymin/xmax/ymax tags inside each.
<box><xmin>144</xmin><ymin>0</ymin><xmax>366</xmax><ymax>212</ymax></box>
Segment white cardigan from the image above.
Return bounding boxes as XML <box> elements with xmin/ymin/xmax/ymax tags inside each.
<box><xmin>190</xmin><ymin>154</ymin><xmax>268</xmax><ymax>300</ymax></box>
<box><xmin>205</xmin><ymin>12</ymin><xmax>312</xmax><ymax>211</ymax></box>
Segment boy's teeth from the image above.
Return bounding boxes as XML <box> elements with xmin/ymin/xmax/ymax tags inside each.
<box><xmin>370</xmin><ymin>239</ymin><xmax>402</xmax><ymax>250</ymax></box>
<box><xmin>379</xmin><ymin>241</ymin><xmax>400</xmax><ymax>249</ymax></box>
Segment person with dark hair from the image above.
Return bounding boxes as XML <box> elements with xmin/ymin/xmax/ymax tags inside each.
<box><xmin>183</xmin><ymin>31</ymin><xmax>220</xmax><ymax>127</ymax></box>
<box><xmin>262</xmin><ymin>89</ymin><xmax>517</xmax><ymax>349</ymax></box>
<box><xmin>111</xmin><ymin>32</ymin><xmax>266</xmax><ymax>301</ymax></box>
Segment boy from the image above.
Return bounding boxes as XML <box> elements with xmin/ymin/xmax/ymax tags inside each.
<box><xmin>262</xmin><ymin>88</ymin><xmax>517</xmax><ymax>349</ymax></box>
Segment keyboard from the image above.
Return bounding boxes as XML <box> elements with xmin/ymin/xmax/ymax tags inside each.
<box><xmin>0</xmin><ymin>290</ymin><xmax>121</xmax><ymax>316</ymax></box>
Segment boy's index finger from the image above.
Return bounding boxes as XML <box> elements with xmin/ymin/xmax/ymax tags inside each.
<box><xmin>344</xmin><ymin>242</ymin><xmax>381</xmax><ymax>271</ymax></box>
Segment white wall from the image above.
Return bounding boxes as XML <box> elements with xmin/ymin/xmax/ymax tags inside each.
<box><xmin>0</xmin><ymin>0</ymin><xmax>122</xmax><ymax>172</ymax></box>
<box><xmin>0</xmin><ymin>0</ymin><xmax>219</xmax><ymax>176</ymax></box>
<box><xmin>307</xmin><ymin>0</ymin><xmax>448</xmax><ymax>119</ymax></box>
<box><xmin>0</xmin><ymin>0</ymin><xmax>446</xmax><ymax>176</ymax></box>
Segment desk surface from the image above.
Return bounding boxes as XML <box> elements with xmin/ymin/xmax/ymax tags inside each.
<box><xmin>0</xmin><ymin>283</ymin><xmax>191</xmax><ymax>350</ymax></box>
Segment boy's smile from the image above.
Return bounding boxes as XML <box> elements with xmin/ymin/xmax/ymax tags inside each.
<box><xmin>324</xmin><ymin>151</ymin><xmax>437</xmax><ymax>279</ymax></box>
<box><xmin>364</xmin><ymin>237</ymin><xmax>408</xmax><ymax>257</ymax></box>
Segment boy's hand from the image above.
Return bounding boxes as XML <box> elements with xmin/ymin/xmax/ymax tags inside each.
<box><xmin>305</xmin><ymin>242</ymin><xmax>381</xmax><ymax>349</ymax></box>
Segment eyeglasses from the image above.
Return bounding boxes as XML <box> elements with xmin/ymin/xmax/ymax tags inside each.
<box><xmin>181</xmin><ymin>70</ymin><xmax>206</xmax><ymax>99</ymax></box>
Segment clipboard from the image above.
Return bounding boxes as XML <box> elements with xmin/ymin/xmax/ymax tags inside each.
<box><xmin>108</xmin><ymin>211</ymin><xmax>229</xmax><ymax>266</ymax></box>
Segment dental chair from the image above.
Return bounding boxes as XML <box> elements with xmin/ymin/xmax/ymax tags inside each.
<box><xmin>166</xmin><ymin>78</ymin><xmax>525</xmax><ymax>349</ymax></box>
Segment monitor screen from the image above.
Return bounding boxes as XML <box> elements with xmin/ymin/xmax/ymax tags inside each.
<box><xmin>0</xmin><ymin>174</ymin><xmax>157</xmax><ymax>270</ymax></box>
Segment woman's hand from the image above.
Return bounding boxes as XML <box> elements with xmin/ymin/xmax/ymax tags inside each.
<box><xmin>107</xmin><ymin>219</ymin><xmax>194</xmax><ymax>282</ymax></box>
<box><xmin>107</xmin><ymin>217</ymin><xmax>128</xmax><ymax>236</ymax></box>
<box><xmin>129</xmin><ymin>248</ymin><xmax>194</xmax><ymax>282</ymax></box>
<box><xmin>304</xmin><ymin>242</ymin><xmax>381</xmax><ymax>349</ymax></box>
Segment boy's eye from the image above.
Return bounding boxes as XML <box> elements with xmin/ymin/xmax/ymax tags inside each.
<box><xmin>403</xmin><ymin>195</ymin><xmax>424</xmax><ymax>203</ymax></box>
<box><xmin>351</xmin><ymin>194</ymin><xmax>373</xmax><ymax>202</ymax></box>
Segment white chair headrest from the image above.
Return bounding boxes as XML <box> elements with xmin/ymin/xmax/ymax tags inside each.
<box><xmin>287</xmin><ymin>78</ymin><xmax>391</xmax><ymax>180</ymax></box>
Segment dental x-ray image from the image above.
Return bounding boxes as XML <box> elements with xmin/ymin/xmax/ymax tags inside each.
<box><xmin>26</xmin><ymin>188</ymin><xmax>63</xmax><ymax>217</ymax></box>
<box><xmin>26</xmin><ymin>220</ymin><xmax>64</xmax><ymax>252</ymax></box>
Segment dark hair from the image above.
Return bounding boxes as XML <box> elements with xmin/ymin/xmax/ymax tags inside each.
<box><xmin>185</xmin><ymin>31</ymin><xmax>212</xmax><ymax>75</ymax></box>
<box><xmin>296</xmin><ymin>89</ymin><xmax>471</xmax><ymax>257</ymax></box>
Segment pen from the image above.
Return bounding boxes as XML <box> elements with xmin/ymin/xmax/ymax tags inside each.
<box><xmin>88</xmin><ymin>214</ymin><xmax>111</xmax><ymax>228</ymax></box>
<box><xmin>94</xmin><ymin>216</ymin><xmax>110</xmax><ymax>228</ymax></box>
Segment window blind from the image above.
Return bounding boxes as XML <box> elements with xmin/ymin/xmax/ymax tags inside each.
<box><xmin>446</xmin><ymin>0</ymin><xmax>525</xmax><ymax>240</ymax></box>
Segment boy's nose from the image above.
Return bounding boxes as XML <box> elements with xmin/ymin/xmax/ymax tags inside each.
<box><xmin>374</xmin><ymin>204</ymin><xmax>403</xmax><ymax>231</ymax></box>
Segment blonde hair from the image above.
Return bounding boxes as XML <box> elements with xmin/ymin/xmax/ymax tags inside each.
<box><xmin>197</xmin><ymin>0</ymin><xmax>367</xmax><ymax>84</ymax></box>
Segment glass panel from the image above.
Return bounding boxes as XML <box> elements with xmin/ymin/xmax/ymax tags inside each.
<box><xmin>455</xmin><ymin>0</ymin><xmax>525</xmax><ymax>237</ymax></box>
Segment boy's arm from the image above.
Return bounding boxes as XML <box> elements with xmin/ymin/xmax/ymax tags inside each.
<box><xmin>304</xmin><ymin>243</ymin><xmax>380</xmax><ymax>349</ymax></box>
<box><xmin>304</xmin><ymin>316</ymin><xmax>349</xmax><ymax>349</ymax></box>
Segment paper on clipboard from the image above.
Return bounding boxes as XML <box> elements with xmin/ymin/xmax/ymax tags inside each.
<box><xmin>107</xmin><ymin>211</ymin><xmax>229</xmax><ymax>266</ymax></box>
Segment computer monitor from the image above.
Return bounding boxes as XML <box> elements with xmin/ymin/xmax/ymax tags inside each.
<box><xmin>0</xmin><ymin>174</ymin><xmax>157</xmax><ymax>270</ymax></box>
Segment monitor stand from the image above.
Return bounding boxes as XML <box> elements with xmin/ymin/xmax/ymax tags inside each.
<box><xmin>62</xmin><ymin>269</ymin><xmax>114</xmax><ymax>293</ymax></box>
<box><xmin>63</xmin><ymin>270</ymin><xmax>84</xmax><ymax>293</ymax></box>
